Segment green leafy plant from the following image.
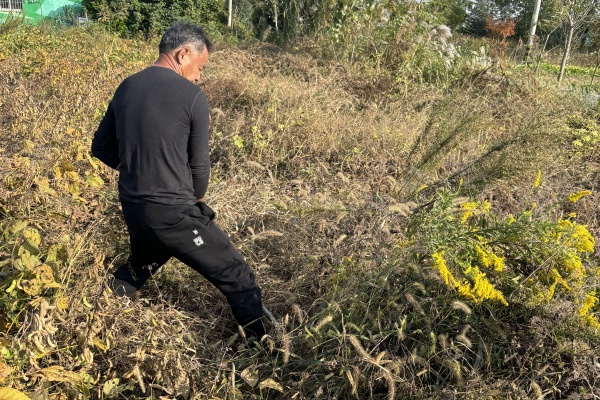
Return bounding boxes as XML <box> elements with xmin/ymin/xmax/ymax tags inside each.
<box><xmin>409</xmin><ymin>188</ymin><xmax>598</xmax><ymax>328</ymax></box>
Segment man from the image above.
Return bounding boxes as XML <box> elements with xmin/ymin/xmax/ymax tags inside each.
<box><xmin>91</xmin><ymin>22</ymin><xmax>265</xmax><ymax>339</ymax></box>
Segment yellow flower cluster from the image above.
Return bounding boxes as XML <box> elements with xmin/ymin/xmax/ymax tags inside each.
<box><xmin>460</xmin><ymin>202</ymin><xmax>478</xmax><ymax>223</ymax></box>
<box><xmin>559</xmin><ymin>219</ymin><xmax>595</xmax><ymax>253</ymax></box>
<box><xmin>545</xmin><ymin>268</ymin><xmax>572</xmax><ymax>301</ymax></box>
<box><xmin>532</xmin><ymin>170</ymin><xmax>542</xmax><ymax>189</ymax></box>
<box><xmin>480</xmin><ymin>201</ymin><xmax>491</xmax><ymax>213</ymax></box>
<box><xmin>566</xmin><ymin>190</ymin><xmax>592</xmax><ymax>203</ymax></box>
<box><xmin>474</xmin><ymin>244</ymin><xmax>505</xmax><ymax>272</ymax></box>
<box><xmin>432</xmin><ymin>252</ymin><xmax>458</xmax><ymax>287</ymax></box>
<box><xmin>461</xmin><ymin>266</ymin><xmax>508</xmax><ymax>306</ymax></box>
<box><xmin>578</xmin><ymin>292</ymin><xmax>600</xmax><ymax>331</ymax></box>
<box><xmin>431</xmin><ymin>252</ymin><xmax>508</xmax><ymax>306</ymax></box>
<box><xmin>561</xmin><ymin>251</ymin><xmax>585</xmax><ymax>282</ymax></box>
<box><xmin>459</xmin><ymin>201</ymin><xmax>490</xmax><ymax>223</ymax></box>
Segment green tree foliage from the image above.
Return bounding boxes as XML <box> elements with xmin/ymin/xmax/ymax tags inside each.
<box><xmin>81</xmin><ymin>0</ymin><xmax>228</xmax><ymax>37</ymax></box>
<box><xmin>464</xmin><ymin>0</ymin><xmax>562</xmax><ymax>39</ymax></box>
<box><xmin>427</xmin><ymin>0</ymin><xmax>471</xmax><ymax>30</ymax></box>
<box><xmin>512</xmin><ymin>0</ymin><xmax>563</xmax><ymax>38</ymax></box>
<box><xmin>464</xmin><ymin>0</ymin><xmax>500</xmax><ymax>36</ymax></box>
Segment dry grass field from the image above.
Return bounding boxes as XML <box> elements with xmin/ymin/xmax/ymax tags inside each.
<box><xmin>0</xmin><ymin>20</ymin><xmax>599</xmax><ymax>399</ymax></box>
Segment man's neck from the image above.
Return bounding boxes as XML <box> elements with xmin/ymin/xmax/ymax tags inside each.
<box><xmin>153</xmin><ymin>53</ymin><xmax>181</xmax><ymax>75</ymax></box>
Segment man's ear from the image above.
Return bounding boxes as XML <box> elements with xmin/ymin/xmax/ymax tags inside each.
<box><xmin>175</xmin><ymin>46</ymin><xmax>191</xmax><ymax>64</ymax></box>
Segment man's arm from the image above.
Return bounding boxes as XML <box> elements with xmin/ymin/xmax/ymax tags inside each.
<box><xmin>189</xmin><ymin>91</ymin><xmax>211</xmax><ymax>201</ymax></box>
<box><xmin>91</xmin><ymin>101</ymin><xmax>121</xmax><ymax>170</ymax></box>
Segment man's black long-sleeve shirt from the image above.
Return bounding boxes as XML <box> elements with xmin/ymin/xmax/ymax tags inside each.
<box><xmin>91</xmin><ymin>66</ymin><xmax>210</xmax><ymax>205</ymax></box>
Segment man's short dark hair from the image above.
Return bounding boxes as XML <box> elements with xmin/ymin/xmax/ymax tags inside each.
<box><xmin>159</xmin><ymin>22</ymin><xmax>213</xmax><ymax>55</ymax></box>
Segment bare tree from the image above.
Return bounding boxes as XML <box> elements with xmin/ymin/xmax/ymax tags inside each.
<box><xmin>557</xmin><ymin>0</ymin><xmax>598</xmax><ymax>86</ymax></box>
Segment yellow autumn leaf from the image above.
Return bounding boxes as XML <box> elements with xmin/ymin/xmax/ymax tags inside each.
<box><xmin>35</xmin><ymin>264</ymin><xmax>61</xmax><ymax>289</ymax></box>
<box><xmin>54</xmin><ymin>161</ymin><xmax>75</xmax><ymax>180</ymax></box>
<box><xmin>55</xmin><ymin>296</ymin><xmax>69</xmax><ymax>311</ymax></box>
<box><xmin>10</xmin><ymin>221</ymin><xmax>28</xmax><ymax>235</ymax></box>
<box><xmin>22</xmin><ymin>228</ymin><xmax>41</xmax><ymax>249</ymax></box>
<box><xmin>82</xmin><ymin>296</ymin><xmax>93</xmax><ymax>308</ymax></box>
<box><xmin>86</xmin><ymin>153</ymin><xmax>98</xmax><ymax>170</ymax></box>
<box><xmin>53</xmin><ymin>164</ymin><xmax>63</xmax><ymax>179</ymax></box>
<box><xmin>67</xmin><ymin>181</ymin><xmax>80</xmax><ymax>195</ymax></box>
<box><xmin>34</xmin><ymin>366</ymin><xmax>82</xmax><ymax>383</ymax></box>
<box><xmin>15</xmin><ymin>251</ymin><xmax>41</xmax><ymax>271</ymax></box>
<box><xmin>0</xmin><ymin>387</ymin><xmax>30</xmax><ymax>400</ymax></box>
<box><xmin>85</xmin><ymin>173</ymin><xmax>104</xmax><ymax>188</ymax></box>
<box><xmin>75</xmin><ymin>145</ymin><xmax>85</xmax><ymax>161</ymax></box>
<box><xmin>22</xmin><ymin>279</ymin><xmax>42</xmax><ymax>296</ymax></box>
<box><xmin>240</xmin><ymin>367</ymin><xmax>259</xmax><ymax>387</ymax></box>
<box><xmin>258</xmin><ymin>378</ymin><xmax>284</xmax><ymax>392</ymax></box>
<box><xmin>93</xmin><ymin>337</ymin><xmax>108</xmax><ymax>351</ymax></box>
<box><xmin>102</xmin><ymin>378</ymin><xmax>120</xmax><ymax>396</ymax></box>
<box><xmin>45</xmin><ymin>244</ymin><xmax>68</xmax><ymax>264</ymax></box>
<box><xmin>34</xmin><ymin>178</ymin><xmax>57</xmax><ymax>196</ymax></box>
<box><xmin>66</xmin><ymin>171</ymin><xmax>79</xmax><ymax>181</ymax></box>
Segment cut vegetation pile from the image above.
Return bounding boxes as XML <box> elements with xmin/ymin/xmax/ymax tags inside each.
<box><xmin>0</xmin><ymin>21</ymin><xmax>599</xmax><ymax>399</ymax></box>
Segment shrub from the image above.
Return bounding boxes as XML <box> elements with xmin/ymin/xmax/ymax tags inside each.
<box><xmin>410</xmin><ymin>189</ymin><xmax>598</xmax><ymax>314</ymax></box>
<box><xmin>81</xmin><ymin>0</ymin><xmax>228</xmax><ymax>37</ymax></box>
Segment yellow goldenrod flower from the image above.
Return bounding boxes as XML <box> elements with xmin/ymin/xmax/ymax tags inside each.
<box><xmin>545</xmin><ymin>267</ymin><xmax>576</xmax><ymax>302</ymax></box>
<box><xmin>460</xmin><ymin>202</ymin><xmax>477</xmax><ymax>223</ymax></box>
<box><xmin>562</xmin><ymin>252</ymin><xmax>585</xmax><ymax>281</ymax></box>
<box><xmin>532</xmin><ymin>170</ymin><xmax>541</xmax><ymax>189</ymax></box>
<box><xmin>461</xmin><ymin>212</ymin><xmax>474</xmax><ymax>223</ymax></box>
<box><xmin>463</xmin><ymin>266</ymin><xmax>508</xmax><ymax>306</ymax></box>
<box><xmin>572</xmin><ymin>223</ymin><xmax>595</xmax><ymax>253</ymax></box>
<box><xmin>546</xmin><ymin>280</ymin><xmax>558</xmax><ymax>302</ymax></box>
<box><xmin>474</xmin><ymin>244</ymin><xmax>491</xmax><ymax>268</ymax></box>
<box><xmin>480</xmin><ymin>201</ymin><xmax>491</xmax><ymax>213</ymax></box>
<box><xmin>528</xmin><ymin>290</ymin><xmax>546</xmax><ymax>306</ymax></box>
<box><xmin>559</xmin><ymin>220</ymin><xmax>596</xmax><ymax>253</ymax></box>
<box><xmin>506</xmin><ymin>214</ymin><xmax>516</xmax><ymax>224</ymax></box>
<box><xmin>566</xmin><ymin>190</ymin><xmax>592</xmax><ymax>203</ymax></box>
<box><xmin>579</xmin><ymin>291</ymin><xmax>598</xmax><ymax>317</ymax></box>
<box><xmin>490</xmin><ymin>252</ymin><xmax>505</xmax><ymax>272</ymax></box>
<box><xmin>578</xmin><ymin>292</ymin><xmax>600</xmax><ymax>331</ymax></box>
<box><xmin>432</xmin><ymin>252</ymin><xmax>458</xmax><ymax>288</ymax></box>
<box><xmin>474</xmin><ymin>244</ymin><xmax>504</xmax><ymax>272</ymax></box>
<box><xmin>461</xmin><ymin>202</ymin><xmax>477</xmax><ymax>210</ymax></box>
<box><xmin>457</xmin><ymin>282</ymin><xmax>477</xmax><ymax>302</ymax></box>
<box><xmin>582</xmin><ymin>315</ymin><xmax>600</xmax><ymax>331</ymax></box>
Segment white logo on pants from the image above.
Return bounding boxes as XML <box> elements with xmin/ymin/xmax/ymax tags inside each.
<box><xmin>193</xmin><ymin>236</ymin><xmax>204</xmax><ymax>246</ymax></box>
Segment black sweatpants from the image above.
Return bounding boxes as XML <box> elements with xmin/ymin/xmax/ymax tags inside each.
<box><xmin>112</xmin><ymin>200</ymin><xmax>263</xmax><ymax>333</ymax></box>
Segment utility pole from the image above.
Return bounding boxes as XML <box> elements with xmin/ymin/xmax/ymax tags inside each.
<box><xmin>524</xmin><ymin>0</ymin><xmax>542</xmax><ymax>60</ymax></box>
<box><xmin>228</xmin><ymin>0</ymin><xmax>232</xmax><ymax>28</ymax></box>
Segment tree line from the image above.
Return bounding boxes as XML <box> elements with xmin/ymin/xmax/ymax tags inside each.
<box><xmin>81</xmin><ymin>0</ymin><xmax>598</xmax><ymax>48</ymax></box>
